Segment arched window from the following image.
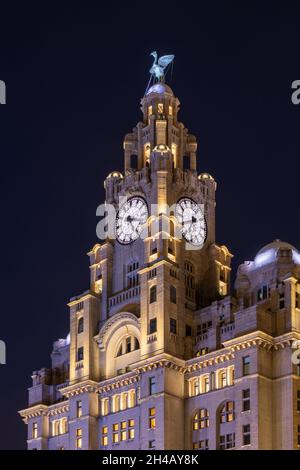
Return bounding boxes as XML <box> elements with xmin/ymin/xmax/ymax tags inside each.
<box><xmin>115</xmin><ymin>336</ymin><xmax>140</xmax><ymax>357</ymax></box>
<box><xmin>77</xmin><ymin>317</ymin><xmax>84</xmax><ymax>334</ymax></box>
<box><xmin>192</xmin><ymin>409</ymin><xmax>209</xmax><ymax>430</ymax></box>
<box><xmin>128</xmin><ymin>389</ymin><xmax>136</xmax><ymax>408</ymax></box>
<box><xmin>219</xmin><ymin>401</ymin><xmax>235</xmax><ymax>423</ymax></box>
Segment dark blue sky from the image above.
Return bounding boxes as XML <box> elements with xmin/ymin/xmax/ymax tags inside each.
<box><xmin>0</xmin><ymin>2</ymin><xmax>300</xmax><ymax>449</ymax></box>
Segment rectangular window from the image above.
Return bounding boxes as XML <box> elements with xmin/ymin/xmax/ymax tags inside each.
<box><xmin>296</xmin><ymin>292</ymin><xmax>300</xmax><ymax>309</ymax></box>
<box><xmin>128</xmin><ymin>419</ymin><xmax>135</xmax><ymax>440</ymax></box>
<box><xmin>77</xmin><ymin>317</ymin><xmax>84</xmax><ymax>334</ymax></box>
<box><xmin>32</xmin><ymin>422</ymin><xmax>38</xmax><ymax>439</ymax></box>
<box><xmin>242</xmin><ymin>356</ymin><xmax>250</xmax><ymax>376</ymax></box>
<box><xmin>279</xmin><ymin>292</ymin><xmax>285</xmax><ymax>309</ymax></box>
<box><xmin>199</xmin><ymin>439</ymin><xmax>209</xmax><ymax>450</ymax></box>
<box><xmin>243</xmin><ymin>424</ymin><xmax>251</xmax><ymax>445</ymax></box>
<box><xmin>242</xmin><ymin>389</ymin><xmax>250</xmax><ymax>411</ymax></box>
<box><xmin>150</xmin><ymin>286</ymin><xmax>157</xmax><ymax>304</ymax></box>
<box><xmin>185</xmin><ymin>324</ymin><xmax>192</xmax><ymax>336</ymax></box>
<box><xmin>76</xmin><ymin>302</ymin><xmax>83</xmax><ymax>311</ymax></box>
<box><xmin>158</xmin><ymin>103</ymin><xmax>163</xmax><ymax>114</ymax></box>
<box><xmin>170</xmin><ymin>285</ymin><xmax>177</xmax><ymax>304</ymax></box>
<box><xmin>149</xmin><ymin>407</ymin><xmax>156</xmax><ymax>429</ymax></box>
<box><xmin>220</xmin><ymin>371</ymin><xmax>227</xmax><ymax>388</ymax></box>
<box><xmin>76</xmin><ymin>428</ymin><xmax>82</xmax><ymax>449</ymax></box>
<box><xmin>101</xmin><ymin>426</ymin><xmax>108</xmax><ymax>446</ymax></box>
<box><xmin>219</xmin><ymin>433</ymin><xmax>235</xmax><ymax>450</ymax></box>
<box><xmin>149</xmin><ymin>376</ymin><xmax>156</xmax><ymax>395</ymax></box>
<box><xmin>170</xmin><ymin>318</ymin><xmax>177</xmax><ymax>334</ymax></box>
<box><xmin>204</xmin><ymin>376</ymin><xmax>210</xmax><ymax>393</ymax></box>
<box><xmin>112</xmin><ymin>423</ymin><xmax>119</xmax><ymax>443</ymax></box>
<box><xmin>149</xmin><ymin>318</ymin><xmax>157</xmax><ymax>334</ymax></box>
<box><xmin>76</xmin><ymin>400</ymin><xmax>82</xmax><ymax>418</ymax></box>
<box><xmin>77</xmin><ymin>346</ymin><xmax>84</xmax><ymax>362</ymax></box>
<box><xmin>168</xmin><ymin>105</ymin><xmax>173</xmax><ymax>116</ymax></box>
<box><xmin>149</xmin><ymin>439</ymin><xmax>155</xmax><ymax>449</ymax></box>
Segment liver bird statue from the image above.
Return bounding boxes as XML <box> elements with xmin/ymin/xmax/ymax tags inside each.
<box><xmin>149</xmin><ymin>51</ymin><xmax>175</xmax><ymax>82</ymax></box>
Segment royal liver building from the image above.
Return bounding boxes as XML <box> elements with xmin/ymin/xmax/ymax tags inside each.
<box><xmin>20</xmin><ymin>62</ymin><xmax>300</xmax><ymax>450</ymax></box>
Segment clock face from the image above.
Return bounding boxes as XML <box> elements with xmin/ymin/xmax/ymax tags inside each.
<box><xmin>175</xmin><ymin>198</ymin><xmax>207</xmax><ymax>247</ymax></box>
<box><xmin>116</xmin><ymin>197</ymin><xmax>148</xmax><ymax>244</ymax></box>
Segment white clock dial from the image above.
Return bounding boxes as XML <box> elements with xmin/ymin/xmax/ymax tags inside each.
<box><xmin>116</xmin><ymin>197</ymin><xmax>148</xmax><ymax>244</ymax></box>
<box><xmin>175</xmin><ymin>197</ymin><xmax>207</xmax><ymax>246</ymax></box>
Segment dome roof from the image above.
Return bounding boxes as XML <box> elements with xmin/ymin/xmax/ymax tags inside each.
<box><xmin>198</xmin><ymin>172</ymin><xmax>214</xmax><ymax>181</ymax></box>
<box><xmin>254</xmin><ymin>239</ymin><xmax>300</xmax><ymax>266</ymax></box>
<box><xmin>146</xmin><ymin>83</ymin><xmax>174</xmax><ymax>96</ymax></box>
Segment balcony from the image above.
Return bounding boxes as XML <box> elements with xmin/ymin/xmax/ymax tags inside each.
<box><xmin>109</xmin><ymin>286</ymin><xmax>140</xmax><ymax>315</ymax></box>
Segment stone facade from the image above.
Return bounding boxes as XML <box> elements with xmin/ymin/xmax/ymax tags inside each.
<box><xmin>19</xmin><ymin>82</ymin><xmax>300</xmax><ymax>450</ymax></box>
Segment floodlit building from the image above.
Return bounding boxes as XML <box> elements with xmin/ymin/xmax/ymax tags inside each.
<box><xmin>19</xmin><ymin>79</ymin><xmax>300</xmax><ymax>450</ymax></box>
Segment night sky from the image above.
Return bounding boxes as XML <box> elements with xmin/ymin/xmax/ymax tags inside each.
<box><xmin>0</xmin><ymin>2</ymin><xmax>300</xmax><ymax>449</ymax></box>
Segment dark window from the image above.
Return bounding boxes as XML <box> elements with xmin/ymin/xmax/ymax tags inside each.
<box><xmin>126</xmin><ymin>337</ymin><xmax>131</xmax><ymax>354</ymax></box>
<box><xmin>149</xmin><ymin>318</ymin><xmax>157</xmax><ymax>334</ymax></box>
<box><xmin>170</xmin><ymin>318</ymin><xmax>177</xmax><ymax>334</ymax></box>
<box><xmin>170</xmin><ymin>285</ymin><xmax>177</xmax><ymax>304</ymax></box>
<box><xmin>134</xmin><ymin>337</ymin><xmax>140</xmax><ymax>350</ymax></box>
<box><xmin>257</xmin><ymin>285</ymin><xmax>269</xmax><ymax>301</ymax></box>
<box><xmin>149</xmin><ymin>440</ymin><xmax>155</xmax><ymax>449</ymax></box>
<box><xmin>219</xmin><ymin>433</ymin><xmax>235</xmax><ymax>450</ymax></box>
<box><xmin>150</xmin><ymin>286</ymin><xmax>157</xmax><ymax>304</ymax></box>
<box><xmin>242</xmin><ymin>424</ymin><xmax>251</xmax><ymax>445</ymax></box>
<box><xmin>183</xmin><ymin>155</ymin><xmax>190</xmax><ymax>170</ymax></box>
<box><xmin>77</xmin><ymin>317</ymin><xmax>84</xmax><ymax>334</ymax></box>
<box><xmin>149</xmin><ymin>376</ymin><xmax>156</xmax><ymax>395</ymax></box>
<box><xmin>130</xmin><ymin>154</ymin><xmax>138</xmax><ymax>169</ymax></box>
<box><xmin>77</xmin><ymin>346</ymin><xmax>84</xmax><ymax>362</ymax></box>
<box><xmin>186</xmin><ymin>324</ymin><xmax>192</xmax><ymax>336</ymax></box>
<box><xmin>298</xmin><ymin>425</ymin><xmax>300</xmax><ymax>446</ymax></box>
<box><xmin>297</xmin><ymin>390</ymin><xmax>300</xmax><ymax>412</ymax></box>
<box><xmin>242</xmin><ymin>389</ymin><xmax>250</xmax><ymax>411</ymax></box>
<box><xmin>76</xmin><ymin>302</ymin><xmax>83</xmax><ymax>311</ymax></box>
<box><xmin>243</xmin><ymin>356</ymin><xmax>250</xmax><ymax>376</ymax></box>
<box><xmin>279</xmin><ymin>292</ymin><xmax>285</xmax><ymax>309</ymax></box>
<box><xmin>296</xmin><ymin>292</ymin><xmax>300</xmax><ymax>309</ymax></box>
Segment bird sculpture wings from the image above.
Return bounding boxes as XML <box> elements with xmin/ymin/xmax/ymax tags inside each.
<box><xmin>158</xmin><ymin>55</ymin><xmax>175</xmax><ymax>68</ymax></box>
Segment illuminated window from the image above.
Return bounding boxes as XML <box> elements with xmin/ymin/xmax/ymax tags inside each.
<box><xmin>242</xmin><ymin>356</ymin><xmax>250</xmax><ymax>376</ymax></box>
<box><xmin>150</xmin><ymin>285</ymin><xmax>157</xmax><ymax>304</ymax></box>
<box><xmin>128</xmin><ymin>419</ymin><xmax>135</xmax><ymax>440</ymax></box>
<box><xmin>60</xmin><ymin>418</ymin><xmax>68</xmax><ymax>434</ymax></box>
<box><xmin>242</xmin><ymin>389</ymin><xmax>250</xmax><ymax>411</ymax></box>
<box><xmin>192</xmin><ymin>409</ymin><xmax>209</xmax><ymax>430</ymax></box>
<box><xmin>203</xmin><ymin>375</ymin><xmax>210</xmax><ymax>393</ymax></box>
<box><xmin>192</xmin><ymin>378</ymin><xmax>199</xmax><ymax>396</ymax></box>
<box><xmin>121</xmin><ymin>421</ymin><xmax>127</xmax><ymax>441</ymax></box>
<box><xmin>193</xmin><ymin>439</ymin><xmax>209</xmax><ymax>450</ymax></box>
<box><xmin>242</xmin><ymin>424</ymin><xmax>251</xmax><ymax>446</ymax></box>
<box><xmin>101</xmin><ymin>426</ymin><xmax>108</xmax><ymax>446</ymax></box>
<box><xmin>219</xmin><ymin>433</ymin><xmax>235</xmax><ymax>450</ymax></box>
<box><xmin>168</xmin><ymin>105</ymin><xmax>173</xmax><ymax>116</ymax></box>
<box><xmin>76</xmin><ymin>428</ymin><xmax>82</xmax><ymax>449</ymax></box>
<box><xmin>113</xmin><ymin>423</ymin><xmax>119</xmax><ymax>443</ymax></box>
<box><xmin>101</xmin><ymin>398</ymin><xmax>109</xmax><ymax>416</ymax></box>
<box><xmin>128</xmin><ymin>389</ymin><xmax>136</xmax><ymax>408</ymax></box>
<box><xmin>149</xmin><ymin>318</ymin><xmax>157</xmax><ymax>334</ymax></box>
<box><xmin>76</xmin><ymin>400</ymin><xmax>82</xmax><ymax>418</ymax></box>
<box><xmin>77</xmin><ymin>317</ymin><xmax>84</xmax><ymax>334</ymax></box>
<box><xmin>32</xmin><ymin>422</ymin><xmax>38</xmax><ymax>439</ymax></box>
<box><xmin>148</xmin><ymin>105</ymin><xmax>153</xmax><ymax>116</ymax></box>
<box><xmin>220</xmin><ymin>401</ymin><xmax>235</xmax><ymax>423</ymax></box>
<box><xmin>158</xmin><ymin>103</ymin><xmax>163</xmax><ymax>114</ymax></box>
<box><xmin>220</xmin><ymin>370</ymin><xmax>227</xmax><ymax>388</ymax></box>
<box><xmin>149</xmin><ymin>407</ymin><xmax>156</xmax><ymax>429</ymax></box>
<box><xmin>171</xmin><ymin>143</ymin><xmax>177</xmax><ymax>167</ymax></box>
<box><xmin>121</xmin><ymin>393</ymin><xmax>128</xmax><ymax>410</ymax></box>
